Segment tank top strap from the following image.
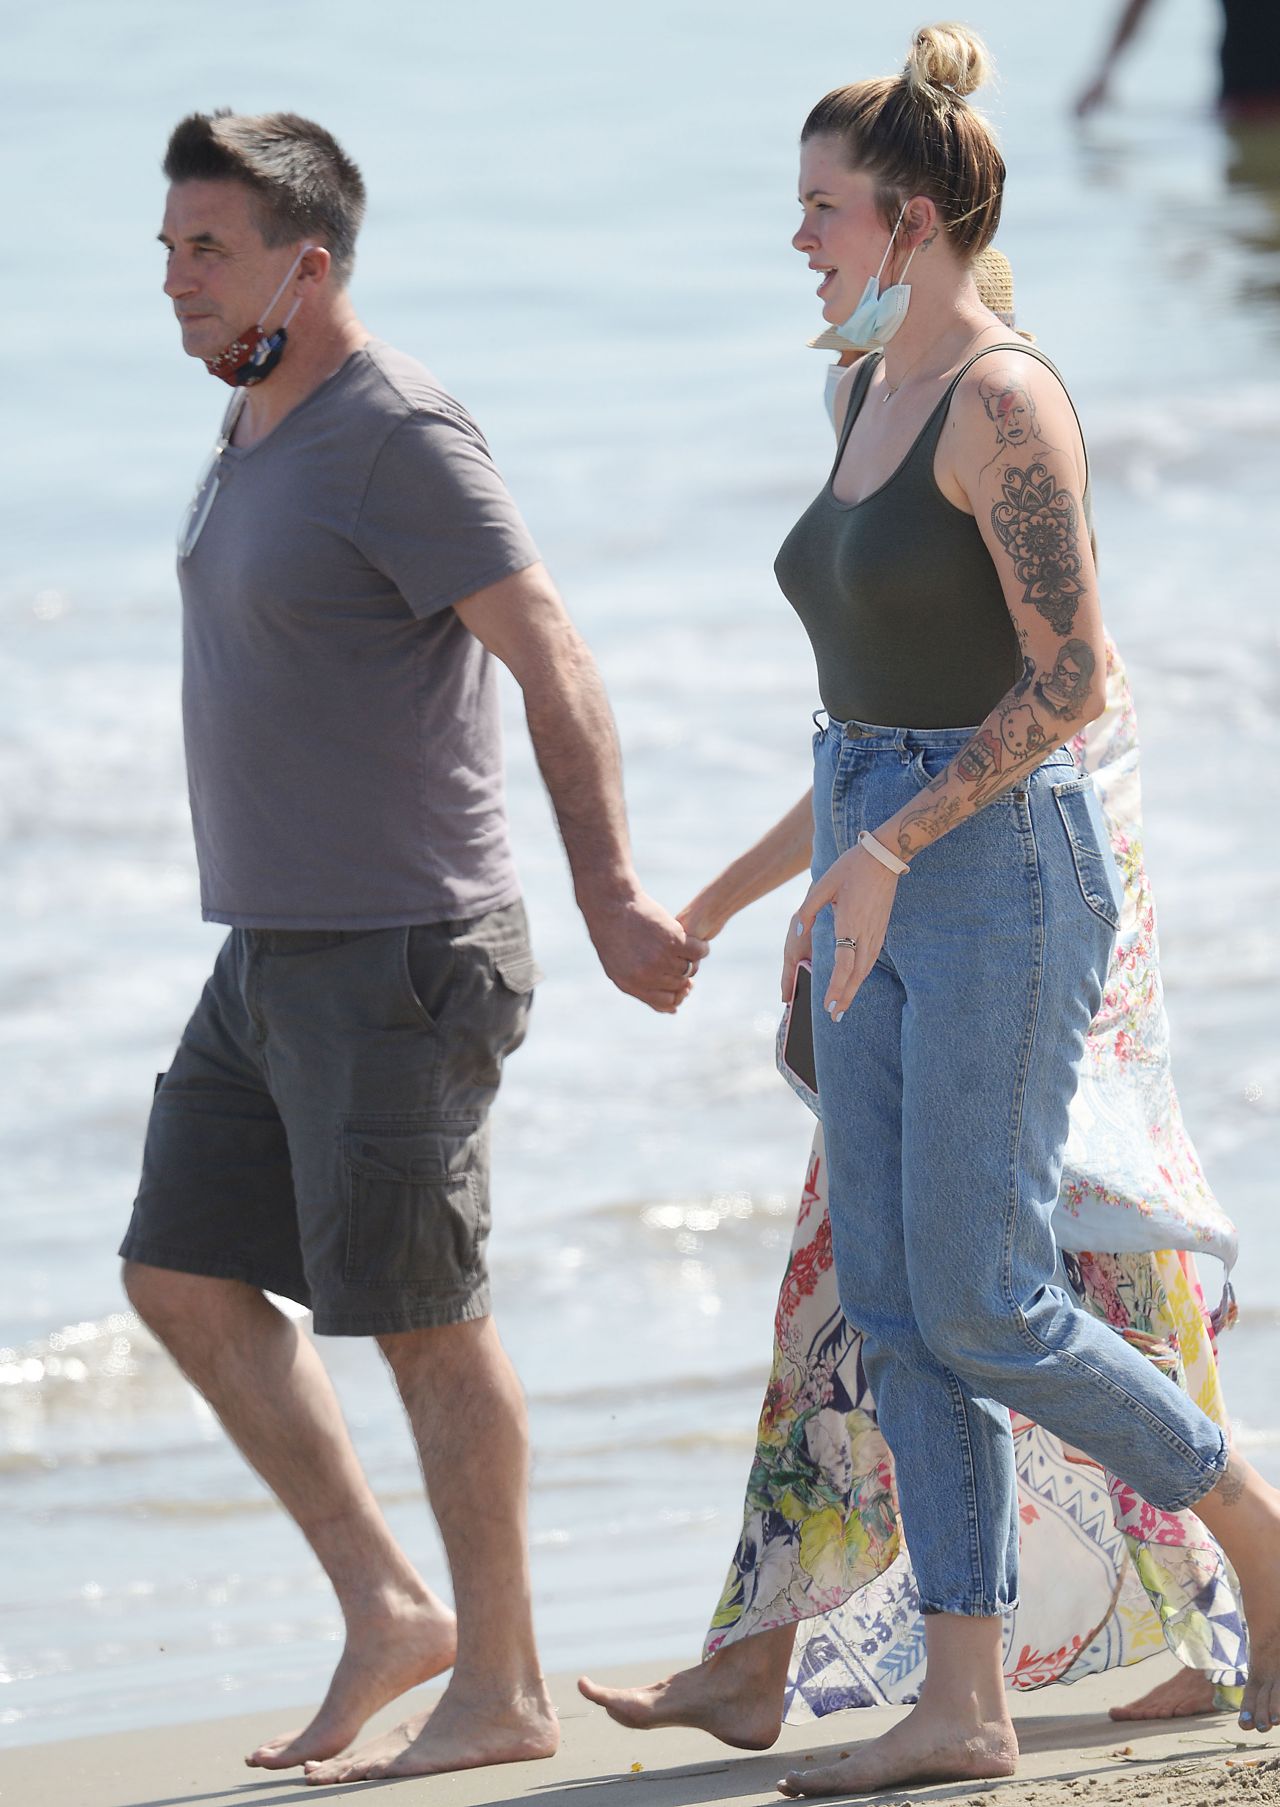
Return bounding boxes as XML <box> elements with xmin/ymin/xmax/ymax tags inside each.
<box><xmin>827</xmin><ymin>353</ymin><xmax>883</xmax><ymax>482</ymax></box>
<box><xmin>920</xmin><ymin>340</ymin><xmax>1091</xmax><ymax>491</ymax></box>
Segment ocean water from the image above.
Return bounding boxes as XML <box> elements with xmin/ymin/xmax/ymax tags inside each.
<box><xmin>3</xmin><ymin>0</ymin><xmax>1279</xmax><ymax>1749</ymax></box>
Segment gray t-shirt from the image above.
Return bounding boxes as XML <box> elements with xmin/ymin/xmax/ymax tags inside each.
<box><xmin>178</xmin><ymin>340</ymin><xmax>539</xmax><ymax>928</ymax></box>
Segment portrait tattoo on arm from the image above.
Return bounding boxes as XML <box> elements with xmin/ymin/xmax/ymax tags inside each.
<box><xmin>1034</xmin><ymin>637</ymin><xmax>1096</xmax><ymax>719</ymax></box>
<box><xmin>979</xmin><ymin>374</ymin><xmax>1040</xmax><ymax>453</ymax></box>
<box><xmin>990</xmin><ymin>462</ymin><xmax>1086</xmax><ymax>637</ymax></box>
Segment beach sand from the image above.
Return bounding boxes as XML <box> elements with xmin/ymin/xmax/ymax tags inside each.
<box><xmin>2</xmin><ymin>1656</ymin><xmax>1276</xmax><ymax>1807</ymax></box>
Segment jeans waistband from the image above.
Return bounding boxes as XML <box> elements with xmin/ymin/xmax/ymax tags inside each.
<box><xmin>819</xmin><ymin>713</ymin><xmax>1077</xmax><ymax>767</ymax></box>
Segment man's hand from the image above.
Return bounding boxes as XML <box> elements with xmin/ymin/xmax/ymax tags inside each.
<box><xmin>456</xmin><ymin>567</ymin><xmax>710</xmax><ymax>1013</ymax></box>
<box><xmin>584</xmin><ymin>889</ymin><xmax>710</xmax><ymax>1014</ymax></box>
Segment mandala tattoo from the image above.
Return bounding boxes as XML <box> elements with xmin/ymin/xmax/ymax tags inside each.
<box><xmin>991</xmin><ymin>462</ymin><xmax>1086</xmax><ymax>636</ymax></box>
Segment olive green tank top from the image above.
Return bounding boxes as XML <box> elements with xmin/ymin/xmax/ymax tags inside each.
<box><xmin>774</xmin><ymin>342</ymin><xmax>1092</xmax><ymax>728</ymax></box>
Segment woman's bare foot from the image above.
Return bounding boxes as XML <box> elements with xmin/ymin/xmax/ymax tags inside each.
<box><xmin>777</xmin><ymin>1700</ymin><xmax>1018</xmax><ymax>1798</ymax></box>
<box><xmin>1109</xmin><ymin>1668</ymin><xmax>1219</xmax><ymax>1721</ymax></box>
<box><xmin>245</xmin><ymin>1588</ymin><xmax>457</xmax><ymax>1770</ymax></box>
<box><xmin>1195</xmin><ymin>1456</ymin><xmax>1280</xmax><ymax>1735</ymax></box>
<box><xmin>578</xmin><ymin>1631</ymin><xmax>794</xmax><ymax>1752</ymax></box>
<box><xmin>302</xmin><ymin>1677</ymin><xmax>558</xmax><ymax>1785</ymax></box>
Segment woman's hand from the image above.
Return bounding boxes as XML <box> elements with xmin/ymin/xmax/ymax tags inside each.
<box><xmin>780</xmin><ymin>910</ymin><xmax>813</xmax><ymax>1004</ymax></box>
<box><xmin>790</xmin><ymin>841</ymin><xmax>901</xmax><ymax>1019</ymax></box>
<box><xmin>678</xmin><ymin>896</ymin><xmax>727</xmax><ymax>944</ymax></box>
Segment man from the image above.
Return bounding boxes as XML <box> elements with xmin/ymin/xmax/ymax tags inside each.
<box><xmin>1075</xmin><ymin>0</ymin><xmax>1280</xmax><ymax>119</ymax></box>
<box><xmin>122</xmin><ymin>109</ymin><xmax>708</xmax><ymax>1788</ymax></box>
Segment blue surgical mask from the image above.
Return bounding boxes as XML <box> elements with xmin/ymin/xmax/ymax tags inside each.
<box><xmin>835</xmin><ymin>202</ymin><xmax>919</xmax><ymax>350</ymax></box>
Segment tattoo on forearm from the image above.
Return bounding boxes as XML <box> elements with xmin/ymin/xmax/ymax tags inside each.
<box><xmin>891</xmin><ymin>641</ymin><xmax>1100</xmax><ymax>855</ymax></box>
<box><xmin>955</xmin><ymin>726</ymin><xmax>1004</xmax><ymax>793</ymax></box>
<box><xmin>991</xmin><ymin>462</ymin><xmax>1086</xmax><ymax>637</ymax></box>
<box><xmin>897</xmin><ymin>795</ymin><xmax>963</xmax><ymax>859</ymax></box>
<box><xmin>963</xmin><ymin>655</ymin><xmax>1090</xmax><ymax>808</ymax></box>
<box><xmin>964</xmin><ymin>676</ymin><xmax>1052</xmax><ymax>806</ymax></box>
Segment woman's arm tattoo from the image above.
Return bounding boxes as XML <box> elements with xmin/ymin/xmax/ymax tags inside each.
<box><xmin>991</xmin><ymin>462</ymin><xmax>1086</xmax><ymax>637</ymax></box>
<box><xmin>1034</xmin><ymin>638</ymin><xmax>1096</xmax><ymax>719</ymax></box>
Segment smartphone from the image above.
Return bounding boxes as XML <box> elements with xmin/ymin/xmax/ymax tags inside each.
<box><xmin>780</xmin><ymin>959</ymin><xmax>818</xmax><ymax>1096</ymax></box>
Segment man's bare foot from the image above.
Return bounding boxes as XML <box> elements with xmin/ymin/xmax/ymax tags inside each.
<box><xmin>777</xmin><ymin>1701</ymin><xmax>1018</xmax><ymax>1798</ymax></box>
<box><xmin>302</xmin><ymin>1677</ymin><xmax>558</xmax><ymax>1785</ymax></box>
<box><xmin>245</xmin><ymin>1589</ymin><xmax>457</xmax><ymax>1770</ymax></box>
<box><xmin>1109</xmin><ymin>1668</ymin><xmax>1219</xmax><ymax>1721</ymax></box>
<box><xmin>578</xmin><ymin>1655</ymin><xmax>784</xmax><ymax>1752</ymax></box>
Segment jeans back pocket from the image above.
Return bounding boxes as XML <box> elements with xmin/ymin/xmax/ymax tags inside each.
<box><xmin>1052</xmin><ymin>779</ymin><xmax>1123</xmax><ymax>929</ymax></box>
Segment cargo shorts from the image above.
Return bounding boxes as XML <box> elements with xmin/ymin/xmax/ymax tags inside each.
<box><xmin>119</xmin><ymin>902</ymin><xmax>539</xmax><ymax>1336</ymax></box>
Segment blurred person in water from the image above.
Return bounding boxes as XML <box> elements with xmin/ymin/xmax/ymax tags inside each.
<box><xmin>121</xmin><ymin>107</ymin><xmax>705</xmax><ymax>1789</ymax></box>
<box><xmin>581</xmin><ymin>247</ymin><xmax>1249</xmax><ymax>1764</ymax></box>
<box><xmin>580</xmin><ymin>24</ymin><xmax>1280</xmax><ymax>1796</ymax></box>
<box><xmin>1076</xmin><ymin>0</ymin><xmax>1280</xmax><ymax>120</ymax></box>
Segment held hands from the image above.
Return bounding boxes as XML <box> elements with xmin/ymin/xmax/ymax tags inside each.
<box><xmin>676</xmin><ymin>896</ymin><xmax>727</xmax><ymax>945</ymax></box>
<box><xmin>783</xmin><ymin>840</ymin><xmax>902</xmax><ymax>1019</ymax></box>
<box><xmin>586</xmin><ymin>887</ymin><xmax>710</xmax><ymax>1014</ymax></box>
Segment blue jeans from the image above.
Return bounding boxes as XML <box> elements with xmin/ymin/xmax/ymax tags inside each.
<box><xmin>810</xmin><ymin>719</ymin><xmax>1227</xmax><ymax>1616</ymax></box>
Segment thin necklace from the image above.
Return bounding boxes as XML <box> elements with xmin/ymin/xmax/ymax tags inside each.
<box><xmin>882</xmin><ymin>321</ymin><xmax>1008</xmax><ymax>399</ymax></box>
<box><xmin>880</xmin><ymin>333</ymin><xmax>950</xmax><ymax>399</ymax></box>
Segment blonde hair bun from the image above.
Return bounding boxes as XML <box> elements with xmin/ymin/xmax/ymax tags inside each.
<box><xmin>905</xmin><ymin>22</ymin><xmax>992</xmax><ymax>101</ymax></box>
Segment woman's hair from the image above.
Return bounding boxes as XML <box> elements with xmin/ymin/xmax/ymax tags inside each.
<box><xmin>803</xmin><ymin>23</ymin><xmax>1004</xmax><ymax>258</ymax></box>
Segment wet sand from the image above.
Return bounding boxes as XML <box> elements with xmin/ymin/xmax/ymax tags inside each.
<box><xmin>2</xmin><ymin>1656</ymin><xmax>1276</xmax><ymax>1807</ymax></box>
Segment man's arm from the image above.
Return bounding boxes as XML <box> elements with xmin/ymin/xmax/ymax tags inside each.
<box><xmin>455</xmin><ymin>562</ymin><xmax>708</xmax><ymax>1013</ymax></box>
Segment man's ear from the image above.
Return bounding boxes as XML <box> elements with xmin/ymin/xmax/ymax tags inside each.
<box><xmin>298</xmin><ymin>243</ymin><xmax>331</xmax><ymax>287</ymax></box>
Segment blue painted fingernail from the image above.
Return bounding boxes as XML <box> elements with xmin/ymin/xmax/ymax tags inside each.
<box><xmin>835</xmin><ymin>1010</ymin><xmax>845</xmax><ymax>1023</ymax></box>
<box><xmin>795</xmin><ymin>921</ymin><xmax>805</xmax><ymax>938</ymax></box>
<box><xmin>1240</xmin><ymin>1710</ymin><xmax>1253</xmax><ymax>1723</ymax></box>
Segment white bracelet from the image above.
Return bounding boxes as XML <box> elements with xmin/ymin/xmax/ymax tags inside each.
<box><xmin>858</xmin><ymin>829</ymin><xmax>909</xmax><ymax>877</ymax></box>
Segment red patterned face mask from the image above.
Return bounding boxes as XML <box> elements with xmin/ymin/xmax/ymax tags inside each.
<box><xmin>202</xmin><ymin>245</ymin><xmax>312</xmax><ymax>387</ymax></box>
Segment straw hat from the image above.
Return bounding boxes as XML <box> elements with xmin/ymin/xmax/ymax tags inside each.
<box><xmin>809</xmin><ymin>244</ymin><xmax>1016</xmax><ymax>351</ymax></box>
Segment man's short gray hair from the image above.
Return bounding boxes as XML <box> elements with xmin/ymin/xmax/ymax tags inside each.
<box><xmin>163</xmin><ymin>110</ymin><xmax>366</xmax><ymax>286</ymax></box>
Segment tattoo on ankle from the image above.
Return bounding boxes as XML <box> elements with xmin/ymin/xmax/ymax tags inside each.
<box><xmin>1219</xmin><ymin>1459</ymin><xmax>1246</xmax><ymax>1506</ymax></box>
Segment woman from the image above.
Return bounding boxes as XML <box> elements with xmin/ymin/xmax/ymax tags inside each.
<box><xmin>582</xmin><ymin>250</ymin><xmax>1247</xmax><ymax>1757</ymax></box>
<box><xmin>585</xmin><ymin>25</ymin><xmax>1280</xmax><ymax>1795</ymax></box>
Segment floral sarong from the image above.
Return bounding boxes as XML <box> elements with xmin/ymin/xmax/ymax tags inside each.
<box><xmin>705</xmin><ymin>639</ymin><xmax>1247</xmax><ymax>1718</ymax></box>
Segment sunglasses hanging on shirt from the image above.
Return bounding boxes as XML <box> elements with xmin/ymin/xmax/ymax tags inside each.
<box><xmin>176</xmin><ymin>390</ymin><xmax>246</xmax><ymax>559</ymax></box>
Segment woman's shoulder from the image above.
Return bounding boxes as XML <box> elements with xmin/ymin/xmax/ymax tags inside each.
<box><xmin>950</xmin><ymin>339</ymin><xmax>1076</xmax><ymax>418</ymax></box>
<box><xmin>946</xmin><ymin>339</ymin><xmax>1084</xmax><ymax>475</ymax></box>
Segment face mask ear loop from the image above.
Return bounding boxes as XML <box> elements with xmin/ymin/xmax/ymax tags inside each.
<box><xmin>897</xmin><ymin>238</ymin><xmax>921</xmax><ymax>285</ymax></box>
<box><xmin>874</xmin><ymin>201</ymin><xmax>912</xmax><ymax>292</ymax></box>
<box><xmin>258</xmin><ymin>243</ymin><xmax>315</xmax><ymax>330</ymax></box>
